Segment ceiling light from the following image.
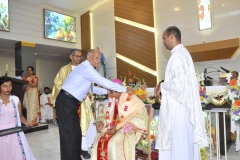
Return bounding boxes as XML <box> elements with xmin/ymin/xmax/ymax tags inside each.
<box><xmin>174</xmin><ymin>7</ymin><xmax>180</xmax><ymax>11</ymax></box>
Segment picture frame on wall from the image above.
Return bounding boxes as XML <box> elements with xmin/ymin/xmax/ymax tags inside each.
<box><xmin>197</xmin><ymin>0</ymin><xmax>212</xmax><ymax>31</ymax></box>
<box><xmin>0</xmin><ymin>0</ymin><xmax>9</xmax><ymax>32</ymax></box>
<box><xmin>44</xmin><ymin>8</ymin><xmax>77</xmax><ymax>43</ymax></box>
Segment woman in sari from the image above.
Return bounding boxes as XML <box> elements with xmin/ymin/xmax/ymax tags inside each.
<box><xmin>0</xmin><ymin>76</ymin><xmax>35</xmax><ymax>160</ymax></box>
<box><xmin>23</xmin><ymin>66</ymin><xmax>39</xmax><ymax>126</ymax></box>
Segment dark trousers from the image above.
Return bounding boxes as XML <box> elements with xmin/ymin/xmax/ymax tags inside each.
<box><xmin>56</xmin><ymin>91</ymin><xmax>82</xmax><ymax>160</ymax></box>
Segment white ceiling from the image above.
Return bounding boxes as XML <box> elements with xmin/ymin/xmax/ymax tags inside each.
<box><xmin>14</xmin><ymin>0</ymin><xmax>108</xmax><ymax>15</ymax></box>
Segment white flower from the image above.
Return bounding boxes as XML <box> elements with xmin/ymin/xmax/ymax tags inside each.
<box><xmin>196</xmin><ymin>70</ymin><xmax>205</xmax><ymax>86</ymax></box>
<box><xmin>237</xmin><ymin>77</ymin><xmax>240</xmax><ymax>86</ymax></box>
<box><xmin>226</xmin><ymin>73</ymin><xmax>232</xmax><ymax>83</ymax></box>
<box><xmin>228</xmin><ymin>90</ymin><xmax>238</xmax><ymax>104</ymax></box>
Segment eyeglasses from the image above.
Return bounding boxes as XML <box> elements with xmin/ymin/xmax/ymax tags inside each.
<box><xmin>73</xmin><ymin>55</ymin><xmax>83</xmax><ymax>59</ymax></box>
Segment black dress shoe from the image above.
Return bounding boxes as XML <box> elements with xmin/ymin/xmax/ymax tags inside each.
<box><xmin>81</xmin><ymin>150</ymin><xmax>91</xmax><ymax>159</ymax></box>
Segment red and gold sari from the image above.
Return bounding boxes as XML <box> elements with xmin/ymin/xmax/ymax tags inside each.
<box><xmin>23</xmin><ymin>75</ymin><xmax>39</xmax><ymax>125</ymax></box>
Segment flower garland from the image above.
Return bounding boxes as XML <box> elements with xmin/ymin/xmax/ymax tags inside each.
<box><xmin>146</xmin><ymin>96</ymin><xmax>156</xmax><ymax>104</ymax></box>
<box><xmin>105</xmin><ymin>93</ymin><xmax>132</xmax><ymax>128</ymax></box>
<box><xmin>196</xmin><ymin>69</ymin><xmax>240</xmax><ymax>108</ymax></box>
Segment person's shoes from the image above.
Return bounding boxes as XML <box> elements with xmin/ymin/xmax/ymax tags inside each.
<box><xmin>81</xmin><ymin>150</ymin><xmax>91</xmax><ymax>159</ymax></box>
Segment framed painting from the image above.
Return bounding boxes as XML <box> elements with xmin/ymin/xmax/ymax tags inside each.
<box><xmin>44</xmin><ymin>9</ymin><xmax>77</xmax><ymax>43</ymax></box>
<box><xmin>197</xmin><ymin>0</ymin><xmax>212</xmax><ymax>31</ymax></box>
<box><xmin>0</xmin><ymin>0</ymin><xmax>9</xmax><ymax>32</ymax></box>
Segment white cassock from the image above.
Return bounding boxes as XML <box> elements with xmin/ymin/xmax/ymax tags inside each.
<box><xmin>81</xmin><ymin>99</ymin><xmax>108</xmax><ymax>151</ymax></box>
<box><xmin>155</xmin><ymin>44</ymin><xmax>208</xmax><ymax>160</ymax></box>
<box><xmin>82</xmin><ymin>118</ymin><xmax>96</xmax><ymax>151</ymax></box>
<box><xmin>40</xmin><ymin>93</ymin><xmax>53</xmax><ymax>123</ymax></box>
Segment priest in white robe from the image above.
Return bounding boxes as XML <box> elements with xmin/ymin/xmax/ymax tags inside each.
<box><xmin>155</xmin><ymin>26</ymin><xmax>208</xmax><ymax>160</ymax></box>
<box><xmin>40</xmin><ymin>87</ymin><xmax>53</xmax><ymax>123</ymax></box>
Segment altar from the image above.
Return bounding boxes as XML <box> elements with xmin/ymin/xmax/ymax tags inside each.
<box><xmin>202</xmin><ymin>86</ymin><xmax>235</xmax><ymax>160</ymax></box>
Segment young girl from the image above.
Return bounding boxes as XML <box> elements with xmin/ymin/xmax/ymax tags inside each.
<box><xmin>0</xmin><ymin>76</ymin><xmax>35</xmax><ymax>160</ymax></box>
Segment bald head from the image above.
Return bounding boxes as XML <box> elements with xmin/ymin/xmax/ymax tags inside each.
<box><xmin>162</xmin><ymin>26</ymin><xmax>181</xmax><ymax>50</ymax></box>
<box><xmin>165</xmin><ymin>26</ymin><xmax>181</xmax><ymax>42</ymax></box>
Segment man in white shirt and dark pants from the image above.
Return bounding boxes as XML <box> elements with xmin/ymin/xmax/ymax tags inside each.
<box><xmin>56</xmin><ymin>49</ymin><xmax>132</xmax><ymax>160</ymax></box>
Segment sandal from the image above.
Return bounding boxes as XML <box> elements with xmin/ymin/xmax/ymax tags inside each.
<box><xmin>81</xmin><ymin>150</ymin><xmax>91</xmax><ymax>159</ymax></box>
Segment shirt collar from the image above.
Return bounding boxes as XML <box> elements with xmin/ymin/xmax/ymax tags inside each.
<box><xmin>85</xmin><ymin>60</ymin><xmax>94</xmax><ymax>68</ymax></box>
<box><xmin>171</xmin><ymin>44</ymin><xmax>184</xmax><ymax>55</ymax></box>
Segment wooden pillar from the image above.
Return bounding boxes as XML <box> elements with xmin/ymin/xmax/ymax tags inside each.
<box><xmin>81</xmin><ymin>11</ymin><xmax>91</xmax><ymax>58</ymax></box>
<box><xmin>15</xmin><ymin>41</ymin><xmax>36</xmax><ymax>77</ymax></box>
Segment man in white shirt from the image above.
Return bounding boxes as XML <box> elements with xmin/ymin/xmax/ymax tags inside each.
<box><xmin>50</xmin><ymin>49</ymin><xmax>93</xmax><ymax>159</ymax></box>
<box><xmin>154</xmin><ymin>26</ymin><xmax>208</xmax><ymax>160</ymax></box>
<box><xmin>56</xmin><ymin>49</ymin><xmax>133</xmax><ymax>160</ymax></box>
<box><xmin>39</xmin><ymin>87</ymin><xmax>53</xmax><ymax>123</ymax></box>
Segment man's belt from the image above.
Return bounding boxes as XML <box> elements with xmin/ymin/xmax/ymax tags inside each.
<box><xmin>60</xmin><ymin>89</ymin><xmax>81</xmax><ymax>105</ymax></box>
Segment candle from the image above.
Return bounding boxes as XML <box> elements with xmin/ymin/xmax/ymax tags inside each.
<box><xmin>6</xmin><ymin>64</ymin><xmax>8</xmax><ymax>72</ymax></box>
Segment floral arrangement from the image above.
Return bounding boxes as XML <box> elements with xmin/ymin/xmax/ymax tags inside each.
<box><xmin>127</xmin><ymin>70</ymin><xmax>136</xmax><ymax>86</ymax></box>
<box><xmin>225</xmin><ymin>72</ymin><xmax>240</xmax><ymax>105</ymax></box>
<box><xmin>196</xmin><ymin>67</ymin><xmax>210</xmax><ymax>108</ymax></box>
<box><xmin>225</xmin><ymin>71</ymin><xmax>240</xmax><ymax>123</ymax></box>
<box><xmin>232</xmin><ymin>100</ymin><xmax>240</xmax><ymax>123</ymax></box>
<box><xmin>133</xmin><ymin>78</ymin><xmax>147</xmax><ymax>102</ymax></box>
<box><xmin>120</xmin><ymin>74</ymin><xmax>148</xmax><ymax>103</ymax></box>
<box><xmin>120</xmin><ymin>70</ymin><xmax>161</xmax><ymax>104</ymax></box>
<box><xmin>200</xmin><ymin>147</ymin><xmax>209</xmax><ymax>160</ymax></box>
<box><xmin>195</xmin><ymin>67</ymin><xmax>240</xmax><ymax>108</ymax></box>
<box><xmin>196</xmin><ymin>67</ymin><xmax>205</xmax><ymax>87</ymax></box>
<box><xmin>199</xmin><ymin>86</ymin><xmax>210</xmax><ymax>108</ymax></box>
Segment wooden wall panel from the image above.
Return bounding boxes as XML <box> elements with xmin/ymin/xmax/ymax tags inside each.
<box><xmin>115</xmin><ymin>21</ymin><xmax>156</xmax><ymax>70</ymax></box>
<box><xmin>117</xmin><ymin>58</ymin><xmax>156</xmax><ymax>87</ymax></box>
<box><xmin>186</xmin><ymin>38</ymin><xmax>240</xmax><ymax>62</ymax></box>
<box><xmin>81</xmin><ymin>11</ymin><xmax>91</xmax><ymax>57</ymax></box>
<box><xmin>114</xmin><ymin>0</ymin><xmax>154</xmax><ymax>27</ymax></box>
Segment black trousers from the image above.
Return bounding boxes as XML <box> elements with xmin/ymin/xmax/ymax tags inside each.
<box><xmin>56</xmin><ymin>91</ymin><xmax>82</xmax><ymax>160</ymax></box>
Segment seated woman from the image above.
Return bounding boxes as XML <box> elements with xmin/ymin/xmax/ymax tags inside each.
<box><xmin>23</xmin><ymin>66</ymin><xmax>39</xmax><ymax>126</ymax></box>
<box><xmin>0</xmin><ymin>76</ymin><xmax>35</xmax><ymax>160</ymax></box>
<box><xmin>91</xmin><ymin>79</ymin><xmax>149</xmax><ymax>160</ymax></box>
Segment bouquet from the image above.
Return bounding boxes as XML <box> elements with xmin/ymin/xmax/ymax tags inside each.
<box><xmin>133</xmin><ymin>78</ymin><xmax>147</xmax><ymax>103</ymax></box>
<box><xmin>226</xmin><ymin>77</ymin><xmax>240</xmax><ymax>105</ymax></box>
<box><xmin>199</xmin><ymin>86</ymin><xmax>210</xmax><ymax>108</ymax></box>
<box><xmin>225</xmin><ymin>71</ymin><xmax>240</xmax><ymax>123</ymax></box>
<box><xmin>232</xmin><ymin>100</ymin><xmax>240</xmax><ymax>123</ymax></box>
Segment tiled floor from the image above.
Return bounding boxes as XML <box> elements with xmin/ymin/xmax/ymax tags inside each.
<box><xmin>25</xmin><ymin>124</ymin><xmax>89</xmax><ymax>160</ymax></box>
<box><xmin>25</xmin><ymin>124</ymin><xmax>240</xmax><ymax>160</ymax></box>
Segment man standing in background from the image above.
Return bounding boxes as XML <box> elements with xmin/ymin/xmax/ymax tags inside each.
<box><xmin>96</xmin><ymin>47</ymin><xmax>106</xmax><ymax>78</ymax></box>
<box><xmin>50</xmin><ymin>49</ymin><xmax>83</xmax><ymax>124</ymax></box>
<box><xmin>39</xmin><ymin>87</ymin><xmax>53</xmax><ymax>123</ymax></box>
